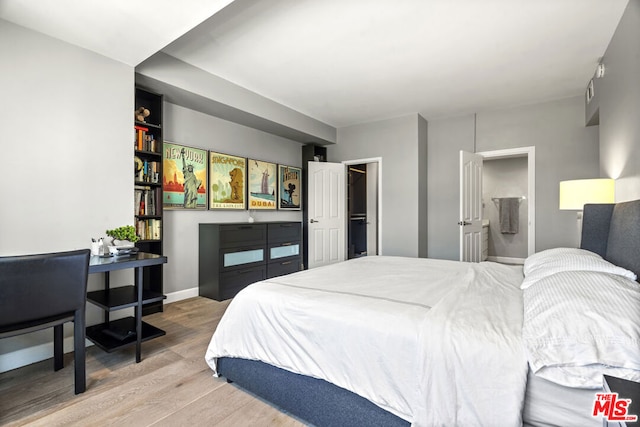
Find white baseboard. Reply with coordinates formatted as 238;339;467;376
0;286;200;374
487;256;525;265
164;286;199;304
0;339;70;374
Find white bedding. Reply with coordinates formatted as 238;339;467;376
523;269;640;388
523;367;602;427
205;256;528;426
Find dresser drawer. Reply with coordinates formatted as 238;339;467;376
219;224;267;248
219;265;266;300
267;222;301;243
220;245;266;270
268;241;300;262
267;258;301;279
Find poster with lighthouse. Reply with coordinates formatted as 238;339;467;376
248;159;276;210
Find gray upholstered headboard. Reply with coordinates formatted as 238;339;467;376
581;199;640;280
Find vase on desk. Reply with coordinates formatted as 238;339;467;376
107;239;136;256
90;241;102;256
112;239;134;247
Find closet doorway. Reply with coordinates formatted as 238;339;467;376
343;158;382;259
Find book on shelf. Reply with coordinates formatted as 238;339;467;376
135;218;161;241
134;125;158;153
152;219;161;240
135;185;158;216
134;189;143;215
147;134;157;153
147;190;155;216
135;161;160;183
134;125;148;151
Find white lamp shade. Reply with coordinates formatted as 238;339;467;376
559;178;615;210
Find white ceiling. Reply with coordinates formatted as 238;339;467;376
0;0;235;66
1;0;629;128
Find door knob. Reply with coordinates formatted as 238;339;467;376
310;219;320;223
458;221;471;226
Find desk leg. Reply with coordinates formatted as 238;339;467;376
135;266;143;363
104;271;110;325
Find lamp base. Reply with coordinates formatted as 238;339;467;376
576;211;583;247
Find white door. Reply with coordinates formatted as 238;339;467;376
459;151;483;262
308;161;346;268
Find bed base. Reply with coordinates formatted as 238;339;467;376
217;357;410;427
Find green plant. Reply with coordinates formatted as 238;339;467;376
106;225;139;243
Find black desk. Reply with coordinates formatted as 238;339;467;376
87;252;167;362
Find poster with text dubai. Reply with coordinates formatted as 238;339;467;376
248;159;277;210
209;152;247;209
162;142;207;209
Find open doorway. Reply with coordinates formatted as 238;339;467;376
477;147;535;263
343;158;382;259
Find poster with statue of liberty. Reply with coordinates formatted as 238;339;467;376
162;142;207;209
209;152;247;209
248;159;277;210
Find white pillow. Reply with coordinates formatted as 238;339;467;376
523;247;601;276
523;270;640;388
521;247;636;289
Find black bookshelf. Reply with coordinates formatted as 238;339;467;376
134;87;165;314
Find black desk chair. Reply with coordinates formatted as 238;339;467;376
0;249;91;394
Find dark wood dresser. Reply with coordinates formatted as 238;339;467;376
198;222;302;301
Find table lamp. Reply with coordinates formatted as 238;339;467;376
559;178;615;237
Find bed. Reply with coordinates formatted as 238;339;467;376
205;200;640;426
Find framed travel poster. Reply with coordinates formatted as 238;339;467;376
209;151;247;210
278;165;301;210
162;142;207;209
248;159;277;210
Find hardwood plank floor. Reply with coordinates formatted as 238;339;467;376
0;297;306;427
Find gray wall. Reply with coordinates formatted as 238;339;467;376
417;116;428;257
483;157;528;259
428;96;600;260
331;114;427;257
0;20;134;369
477;96;600;251
598;0;640;201
427;115;475;260
136;53;336;144
162;103;302;295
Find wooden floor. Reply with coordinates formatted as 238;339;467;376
0;297;306;427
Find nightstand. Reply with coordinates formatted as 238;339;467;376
601;375;640;427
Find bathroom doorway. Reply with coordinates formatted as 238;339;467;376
477;147;535;263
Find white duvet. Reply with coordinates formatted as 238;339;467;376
205;256;528;426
